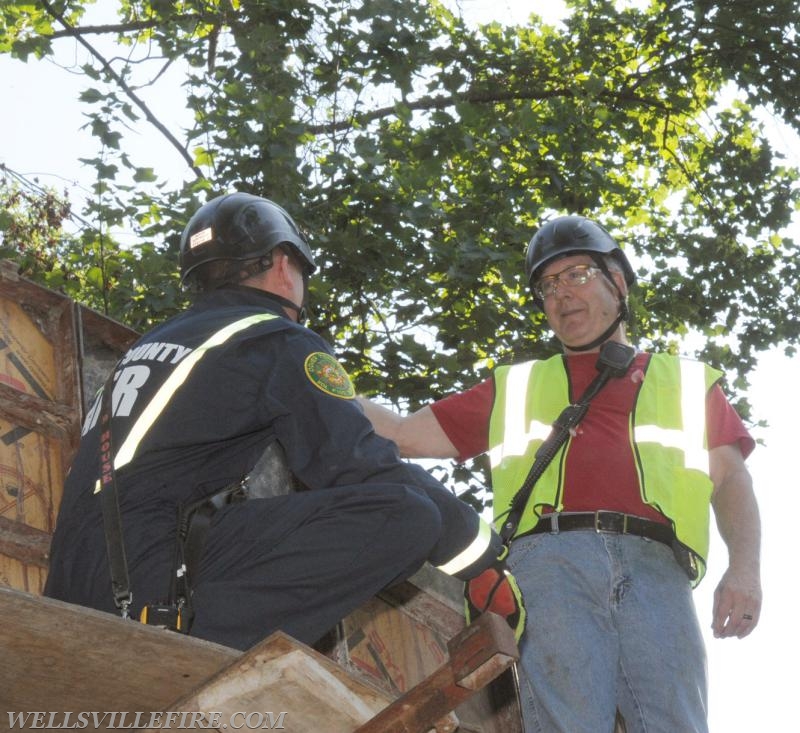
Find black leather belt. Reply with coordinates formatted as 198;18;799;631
529;511;674;547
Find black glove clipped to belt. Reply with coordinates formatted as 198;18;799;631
464;546;527;642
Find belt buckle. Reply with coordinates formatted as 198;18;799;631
594;511;627;534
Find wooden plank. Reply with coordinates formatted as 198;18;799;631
0;383;73;436
0;412;66;534
144;615;516;733
354;612;519;733
0;587;239;729
342;594;450;697
0;515;50;566
1;271;76;545
378;563;464;639
78;304;139;358
76;304;139;416
0;587;518;733
142;633;394;733
0;553;47;595
0;283;59;402
347;572;523;733
51;296;81;441
0;265;138;593
0;261;69;312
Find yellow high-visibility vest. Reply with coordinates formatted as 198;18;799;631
489;353;722;584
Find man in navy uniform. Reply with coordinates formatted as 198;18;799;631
45;192;511;650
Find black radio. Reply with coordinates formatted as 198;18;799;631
139;603;191;633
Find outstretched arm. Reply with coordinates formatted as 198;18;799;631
354;397;502;581
356;398;458;459
709;443;762;639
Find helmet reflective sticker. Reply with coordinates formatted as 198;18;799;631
304;352;355;399
189;227;213;249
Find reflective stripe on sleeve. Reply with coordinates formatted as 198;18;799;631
435;517;493;576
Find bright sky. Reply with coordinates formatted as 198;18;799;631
1;2;798;730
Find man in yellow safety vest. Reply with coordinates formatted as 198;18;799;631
359;215;761;733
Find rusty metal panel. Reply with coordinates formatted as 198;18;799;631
0;261;138;594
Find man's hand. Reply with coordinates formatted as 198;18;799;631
464;550;526;642
709;444;761;640
712;564;762;638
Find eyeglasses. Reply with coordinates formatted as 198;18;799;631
533;264;600;300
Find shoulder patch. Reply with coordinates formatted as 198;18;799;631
304;352;355;399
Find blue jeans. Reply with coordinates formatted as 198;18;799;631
508;531;708;733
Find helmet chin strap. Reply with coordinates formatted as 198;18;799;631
563;307;625;352
260;291;307;323
235;253;311;324
561;256;628;352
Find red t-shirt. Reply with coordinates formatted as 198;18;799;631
430;352;754;523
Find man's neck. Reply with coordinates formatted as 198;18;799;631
562;332;629;355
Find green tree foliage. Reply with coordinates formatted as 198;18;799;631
0;172;73;286
0;169;185;329
2;0;798;498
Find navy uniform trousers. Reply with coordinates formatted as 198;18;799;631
188;482;442;650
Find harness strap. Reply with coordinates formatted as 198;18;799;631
98;373;133;617
179;483;248;594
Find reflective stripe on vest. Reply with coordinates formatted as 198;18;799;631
435;517;493;576
488;353;722;584
489;357;570;536
99;313;279;486
631;355;721;584
634;359;707;473
487;360;551;467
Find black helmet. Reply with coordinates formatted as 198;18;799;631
525;215;635;302
180;192;316;289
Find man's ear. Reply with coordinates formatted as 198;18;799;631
610;268;628;298
274;249;293;284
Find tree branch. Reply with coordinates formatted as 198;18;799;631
40;1;205;180
46;14;200;39
305;85;673;136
